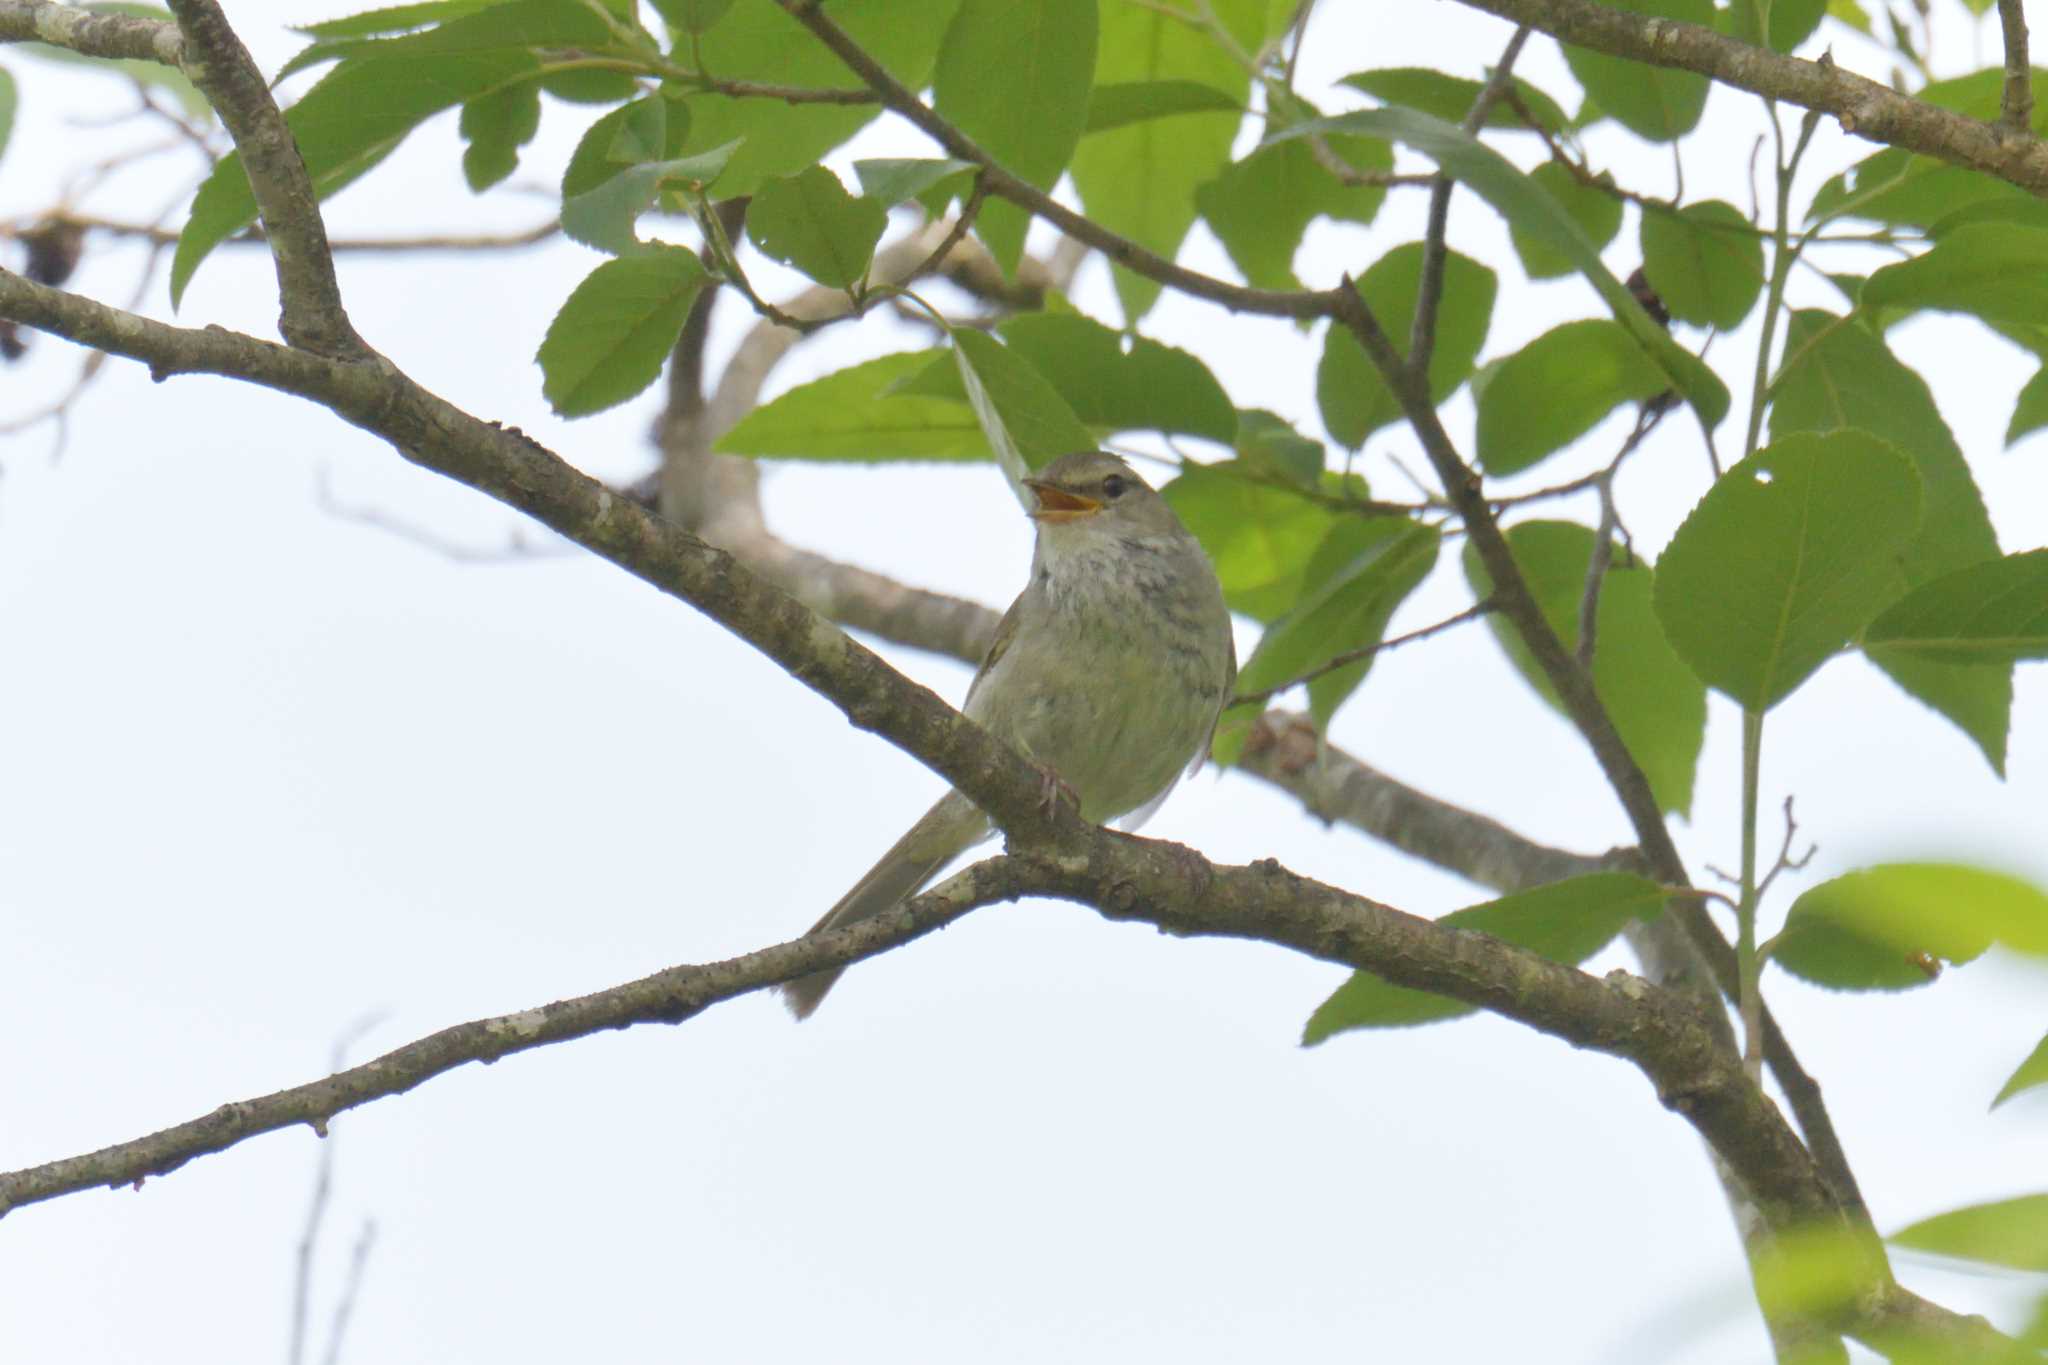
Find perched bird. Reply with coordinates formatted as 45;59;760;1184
782;450;1237;1018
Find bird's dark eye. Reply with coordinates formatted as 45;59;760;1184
1101;474;1130;500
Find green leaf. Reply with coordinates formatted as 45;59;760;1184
457;77;541;191
1474;319;1667;475
672;0;952;199
1560;0;1712;141
1072;0;1257;320
1639;200;1765;329
1196;107;1391;293
1861;224;2048;329
1085;78;1241;132
1271;107;1731;430
2009;365;2048;447
279;0;623;78
1304;873;1667;1041
1773;863;2048;990
1892;1195;2048;1272
562;95;686;199
1770;309;2011;771
0;66;15;168
1316;243;1496;448
852;156;974;207
934;0;1096;274
1463;522;1706;815
714;350;990;461
1863;551;2048;665
1725;0;1827;51
1234;519;1441;729
295;0;502;40
1653;431;1922;711
1510;163;1623;280
1810;71;2048;228
173;50;535;303
746;165;886;289
1338;67;1572;132
1234;410;1325;486
561;142;739;255
15;3;209;118
951;328;1096;479
1994;1033;2048;1110
995;314;1235;443
536;246;708;417
1161;461;1344;621
652;0;737;34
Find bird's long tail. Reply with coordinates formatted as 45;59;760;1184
781;791;989;1019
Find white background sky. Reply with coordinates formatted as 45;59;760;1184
4;3;2047;1361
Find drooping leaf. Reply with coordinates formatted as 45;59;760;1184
934;0;1097;274
1161;461;1344;621
536;246;708;417
1072;0;1261;319
1510;163;1623;280
1270;107;1730;429
951;328;1096;484
1863;551;2048;665
1861;223;2048;330
1770;309;2011;771
996;314;1236;442
1892;1195;2048;1272
173;50;536;303
1463;522;1706;815
1474;319;1668;475
560;141;739;254
1304;873;1668;1040
852;157;974;207
457;77;541;191
671;0;953;199
1639;200;1765;329
1317;243;1496;448
562;94;689;199
1233;519;1441;731
1653;431;1922;711
1561;0;1712;141
1085;78;1241;132
746;166;887;289
1773;863;2048;990
1994;1033;2048;1110
1338;67;1572;133
714;350;989;461
1197;105;1391;293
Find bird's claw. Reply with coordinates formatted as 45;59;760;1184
1036;764;1080;819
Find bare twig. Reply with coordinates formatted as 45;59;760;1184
319;1221;376;1365
289;1015;385;1365
1229;600;1495;709
314;465;578;563
7;213;562;254
1755;795;1817;901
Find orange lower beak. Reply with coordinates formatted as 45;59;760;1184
1025;480;1102;523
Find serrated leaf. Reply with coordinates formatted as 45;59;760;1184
1197;106;1391;293
1861;223;2048;329
1161;461;1343;621
1892;1195;2048;1272
1072;0;1256;319
1463;522;1705;815
853;156;974;206
934;0;1096;274
746;165;886;289
1474;319;1667;475
457;77;541;191
173;50;535;303
671;0;952;199
561;141;738;254
1653;431;1922;711
1510;163;1623;280
1863;551;2048;665
1317;243;1496;448
1271;107;1731;429
996;314;1235;443
1561;0;1712;141
1085;78;1241;132
1234;519;1440;730
1304;873;1667;1040
1640;200;1765;329
1770;309;2011;770
1773;863;2048;990
1994;1033;2048;1110
714;350;990;461
1339;67;1572;132
536;246;707;417
952;328;1096;485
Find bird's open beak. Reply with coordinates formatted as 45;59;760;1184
1024;479;1102;523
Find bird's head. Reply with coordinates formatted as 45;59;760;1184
1022;451;1182;540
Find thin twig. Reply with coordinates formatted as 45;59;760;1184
1755;795;1817;901
314;465;578;563
289;1014;385;1365
1998;0;2034;134
1229;600;1496;708
319;1220;376;1365
7;213;562;253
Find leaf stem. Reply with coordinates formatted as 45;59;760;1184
1738;706;1765;1080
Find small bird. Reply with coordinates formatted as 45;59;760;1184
782;450;1237;1018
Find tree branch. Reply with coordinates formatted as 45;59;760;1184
1453;0;2048;193
1999;0;2034;135
0;0;183;63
